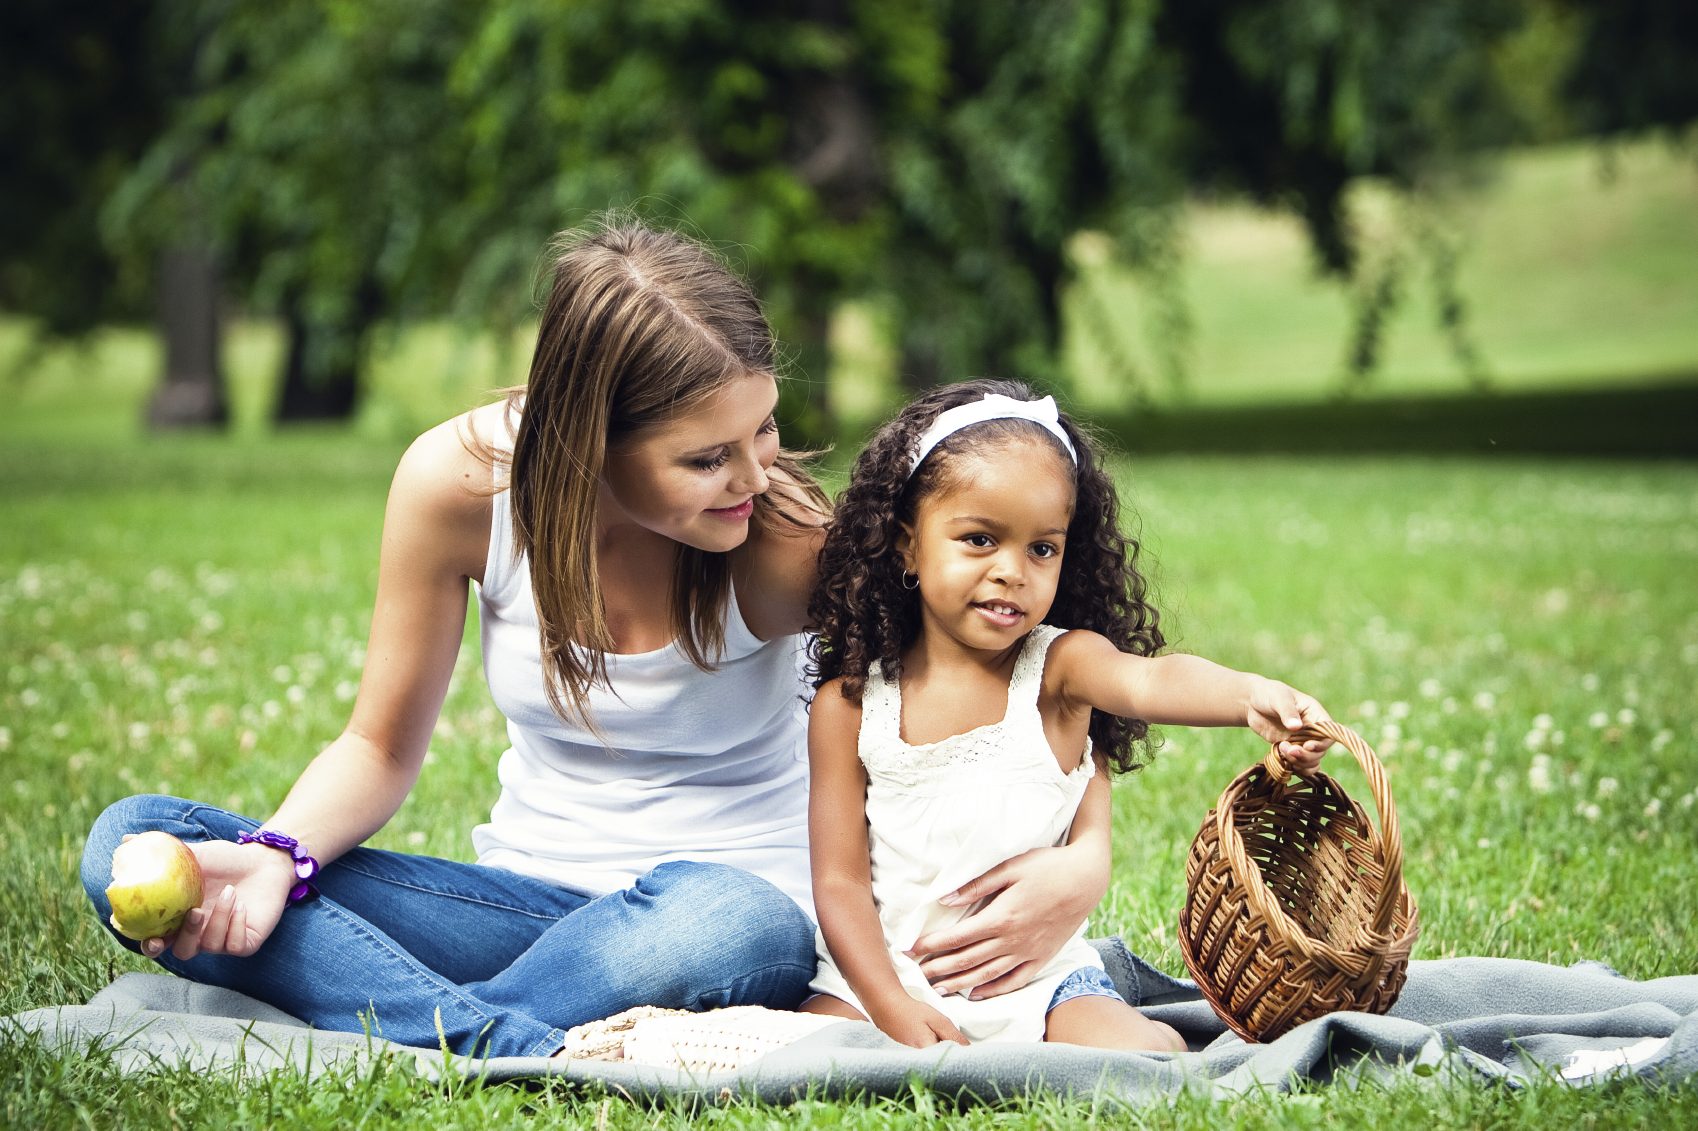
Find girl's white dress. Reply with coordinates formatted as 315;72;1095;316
808;624;1109;1042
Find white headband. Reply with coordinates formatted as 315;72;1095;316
908;393;1077;478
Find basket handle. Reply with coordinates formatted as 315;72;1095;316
1258;719;1406;939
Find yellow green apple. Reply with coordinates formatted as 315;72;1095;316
106;831;205;941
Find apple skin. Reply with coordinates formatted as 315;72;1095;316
106;831;205;941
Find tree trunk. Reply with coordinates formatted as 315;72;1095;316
275;279;380;422
146;247;228;429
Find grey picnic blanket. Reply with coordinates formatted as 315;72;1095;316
8;938;1696;1104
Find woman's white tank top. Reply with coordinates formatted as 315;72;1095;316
470;479;814;915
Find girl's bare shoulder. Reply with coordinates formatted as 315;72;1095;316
1041;628;1124;693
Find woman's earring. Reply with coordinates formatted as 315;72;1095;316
901;570;919;591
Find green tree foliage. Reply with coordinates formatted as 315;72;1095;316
9;0;1696;425
0;0;176;336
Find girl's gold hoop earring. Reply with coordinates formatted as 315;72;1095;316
901;571;919;591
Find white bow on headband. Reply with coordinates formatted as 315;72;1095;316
908;393;1078;478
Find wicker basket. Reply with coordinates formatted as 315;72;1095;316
1177;720;1419;1042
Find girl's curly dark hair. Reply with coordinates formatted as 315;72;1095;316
808;378;1165;773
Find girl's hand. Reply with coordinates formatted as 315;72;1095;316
869;996;969;1048
1246;679;1333;772
906;843;1104;1000
132;838;298;962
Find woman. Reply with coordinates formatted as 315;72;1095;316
80;222;1101;1058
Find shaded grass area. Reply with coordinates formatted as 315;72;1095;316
1104;376;1698;458
3;427;1696;1124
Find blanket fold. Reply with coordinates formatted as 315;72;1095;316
6;938;1693;1104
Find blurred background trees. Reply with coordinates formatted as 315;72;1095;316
2;0;1694;440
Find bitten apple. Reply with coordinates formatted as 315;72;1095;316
106;831;205;941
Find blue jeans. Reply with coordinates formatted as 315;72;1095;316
81;795;817;1058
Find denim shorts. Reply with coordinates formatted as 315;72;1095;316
1047;964;1125;1011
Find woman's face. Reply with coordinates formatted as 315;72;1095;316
599;371;782;553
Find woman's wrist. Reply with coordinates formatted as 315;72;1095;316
236;829;321;902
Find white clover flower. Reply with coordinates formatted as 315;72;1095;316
1580;803;1601;822
1580;673;1600;692
1442;697;1459;714
1644;799;1662;818
1533;713;1555;731
1588;711;1610;728
335;680;358;702
19;688;40;709
1358;700;1380;718
1443;750;1465;774
1474;691;1497;711
1382;723;1403;744
407;831;428;847
1681;792;1696;811
1617;708;1637;726
1597;777;1619;797
1477;838;1492;849
1652;730;1673;752
1419;679;1443;699
272;664;294;684
1528;755;1554;793
1523;730;1545;751
127;721;150;743
262;699;283;720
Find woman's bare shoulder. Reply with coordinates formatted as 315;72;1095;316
387;407;506;580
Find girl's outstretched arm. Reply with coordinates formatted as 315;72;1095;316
808;681;967;1047
1048;631;1334;770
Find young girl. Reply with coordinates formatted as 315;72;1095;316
801;378;1334;1050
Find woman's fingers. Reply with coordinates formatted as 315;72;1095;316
962;959;1039;1000
929;952;1018;998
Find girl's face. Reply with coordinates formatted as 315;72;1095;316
898;438;1075;657
599;371;781;553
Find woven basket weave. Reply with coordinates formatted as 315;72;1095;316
1177;720;1419;1042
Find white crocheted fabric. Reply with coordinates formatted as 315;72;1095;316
808;625;1107;1043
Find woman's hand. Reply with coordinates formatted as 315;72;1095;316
905;842;1105;1000
135;838;298;962
868;995;969;1048
1246;679;1334;772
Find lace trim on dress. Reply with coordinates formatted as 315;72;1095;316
857;626;1093;783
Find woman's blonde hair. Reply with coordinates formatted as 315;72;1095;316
495;221;824;725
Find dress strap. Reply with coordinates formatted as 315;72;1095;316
1007;625;1066;711
857;660;903;751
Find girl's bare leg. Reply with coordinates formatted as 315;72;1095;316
1044;995;1187;1052
798;992;868;1021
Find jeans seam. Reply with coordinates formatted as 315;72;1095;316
314;899;508;1048
329;860;568;922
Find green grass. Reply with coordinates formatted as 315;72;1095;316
3;412;1696;1124
3;132;1695;1125
1067;135;1698;408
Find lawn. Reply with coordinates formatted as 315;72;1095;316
2;130;1695;1125
3;416;1695;1125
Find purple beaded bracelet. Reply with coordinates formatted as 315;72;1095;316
236;829;321;903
